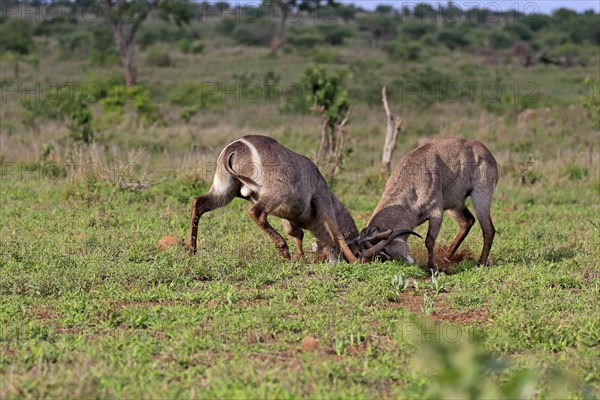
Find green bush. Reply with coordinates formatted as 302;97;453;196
33;15;77;36
145;48;172;67
168;81;224;109
0;19;34;55
189;41;205;54
231;21;274;46
89;24;119;65
579;77;600;128
287;31;323;48
177;38;192;53
489;31;514;50
563;162;589;181
136;20;195;50
503;23;533;41
437;28;470;49
300;65;350;128
177;38;204;54
357;14;398;41
401;21;437;40
58;30;92;57
315;25;355;46
383;42;421;61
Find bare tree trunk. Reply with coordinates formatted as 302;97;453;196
121;43;136;87
381;86;403;175
99;0;142;87
271;1;288;53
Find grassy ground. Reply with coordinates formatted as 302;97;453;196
1;33;599;398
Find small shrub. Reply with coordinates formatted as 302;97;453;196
189;41;205;54
489;31;515;49
503;23;533;41
401;21;437;40
145;48;172;67
177;38;192;53
287;32;323;48
58;30;92;57
437;28;471;49
33;15;77;36
0;19;34;55
315;25;355;46
383;42;421;61
579;77;600;128
563;162;589;181
231;21;274;46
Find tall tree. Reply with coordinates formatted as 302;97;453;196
268;0;337;52
98;0;191;86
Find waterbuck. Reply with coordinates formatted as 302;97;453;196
187;135;359;262
349;137;499;270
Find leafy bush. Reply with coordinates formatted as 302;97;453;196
33;15;77;36
0;19;34;55
503;23;533;41
579;77;600;128
231;21;274;46
20;87;94;143
401;20;437;40
99;84;160;125
58;30;92;57
177;38;192;53
300;65;350;128
145;48;172;67
89;24;119;65
136;20;195;50
383;42;421;61
177;39;205;54
563;162;589;181
315;25;355;46
357;14;398;41
489;31;514;50
287;31;323;48
437;28;470;49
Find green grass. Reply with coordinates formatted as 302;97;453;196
1;166;598;398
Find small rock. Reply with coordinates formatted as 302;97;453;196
301;336;319;352
156;236;179;251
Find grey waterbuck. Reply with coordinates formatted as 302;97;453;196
349;137;499;269
187;135;359;262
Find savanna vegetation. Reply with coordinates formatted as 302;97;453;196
1;1;599;398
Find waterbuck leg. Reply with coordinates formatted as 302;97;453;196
425;211;443;270
283;220;304;261
446;206;476;258
188;194;230;254
249;206;291;260
471;191;496;266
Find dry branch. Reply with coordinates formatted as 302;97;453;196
381;86;403;175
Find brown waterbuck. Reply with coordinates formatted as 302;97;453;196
348;137;499;270
187;135;361;262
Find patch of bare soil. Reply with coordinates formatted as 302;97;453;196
390;291;488;325
31;306;59;321
410;244;476;273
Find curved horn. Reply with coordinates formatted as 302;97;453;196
372;229;393;241
358;229;423;262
